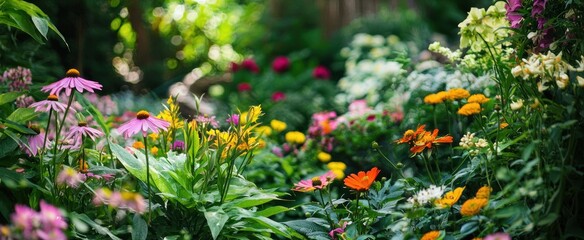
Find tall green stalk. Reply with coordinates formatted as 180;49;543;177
143;135;152;223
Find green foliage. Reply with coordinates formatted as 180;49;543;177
0;0;67;46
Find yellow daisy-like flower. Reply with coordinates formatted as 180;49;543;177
421;230;441;240
424;93;444;105
327;161;347;171
285;131;306;144
331;169;344;180
254;126;273;136
467;94;490;104
460;198;488;216
150;146;159;156
458;102;482;116
270;119;287;132
435;187;465;208
317;151;332;162
447;88;470;100
475;186;492;199
132;141;145;149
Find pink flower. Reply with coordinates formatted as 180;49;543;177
272;56;290;73
172;140;185;151
271;146;283;157
22;130;45;157
241;59;260;73
226;114;240;125
312;66;331;80
348;100;371;117
531;0;548;17
11;204;38;236
29;94;71;113
117;110;170;138
39;200;67;231
16;95;35;108
56;167;85;188
229;62;240;72
66;122;103;141
484;232;511;240
505;0;523;28
41;68;102;96
237;82;252;92
292;171;336;192
271;91;286;102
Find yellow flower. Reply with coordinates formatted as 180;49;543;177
447;88;470;100
257;139;266;149
327;161;347;171
331;169;344;180
458;102;482;116
467;94;490;104
424;93;444;105
132;141;145;149
270;119;287;132
150;146;159;156
285;131;306;144
78;159;89;173
475;186;492;199
499;122;509;129
460;198;488;216
149;132;159;141
421;230;441;240
241;105;262;124
435;187;465;208
317;151;332;163
255;126;273;136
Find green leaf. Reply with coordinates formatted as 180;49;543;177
71;212;122;240
537;213;558;226
0;138;19;159
7;108;38;123
204;208;229;240
110;143;147;181
256;206;290;218
0;92;22;106
8;10;44;43
2;119;36;135
31;16;48;39
131;214;148;240
75;92;110;136
459;221;478;236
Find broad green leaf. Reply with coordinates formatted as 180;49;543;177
3;119;36;135
7;108;38;123
110;142;147;181
204;208;229;240
8;10;43;43
245;216;292;238
31;16;48;39
0;92;22;106
0;138;19;159
460;221;478;236
132;214;148;240
71;213;122;240
256;206;290;218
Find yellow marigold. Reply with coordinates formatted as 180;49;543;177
467;94;490;104
257;139;266;149
499;122;509;129
317;151;332;163
421;230;441;240
132;141;145;149
424;93;444;105
435;187;465;208
255;126;273;136
448;88;470;100
475;186;492;199
270;119;287;132
460;198;488;216
285;131;306;144
436;91;449;101
327;161;347;171
150;146;159;156
331;169;344;180
458;102;482;116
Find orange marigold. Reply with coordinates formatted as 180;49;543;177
467;94;490;104
421;230;441;240
343;167;380;191
460;198;488;216
424;93;444;105
475;186;492;199
458;102;482;116
447;88;470;100
435;187;465;208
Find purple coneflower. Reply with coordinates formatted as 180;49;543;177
29;94;71;113
56;167;85;188
22;125;45;157
66;121;103;141
117;110;170;138
292;171;336;192
41;68;102;96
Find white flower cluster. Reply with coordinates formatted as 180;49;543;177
460;132;489;156
336;33;415;106
512;52;584;91
407;185;445;206
458;1;510;53
397;66;494;98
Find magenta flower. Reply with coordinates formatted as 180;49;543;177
39;200;67;231
117;110;170;138
11;204;39;238
292;171;336;192
272;56;290;73
229;62;240;72
10;201;66;240
226;114;240;125
484;232;511;240
16;95;35;108
195;114;219;128
312;66;331;79
66;122;104;141
237;82;252;92
505;0;523;28
22;130;45;157
329;222;348;240
172;140;185;151
271;146;283;157
271;91;286;102
29;94;71;113
241;58;260;73
42;68;102;96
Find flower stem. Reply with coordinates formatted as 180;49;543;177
374;148;406;179
421;155;436;184
39;108;53;184
51;94;75;197
143;135;152;223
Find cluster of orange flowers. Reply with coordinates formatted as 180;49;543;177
396;125;453;156
458;93;490;116
423;89;490;116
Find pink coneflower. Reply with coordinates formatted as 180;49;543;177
292;171;336;192
39;200;67;231
195;114;219;128
241;58;260;73
271;91;286;102
237;82;252;92
117;110;170;138
484;232;511;240
329;222;348;240
66;121;104;141
29;94;71;113
42;68;102;96
272;56;290;73
56;167;85;188
22;127;45;157
312;65;331;80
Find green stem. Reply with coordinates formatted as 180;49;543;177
51;94;75;196
39;108;53;183
143;135;152;223
374;148;406;179
421;155;436;184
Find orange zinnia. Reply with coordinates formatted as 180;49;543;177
344;167;380;191
409;128;453;155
